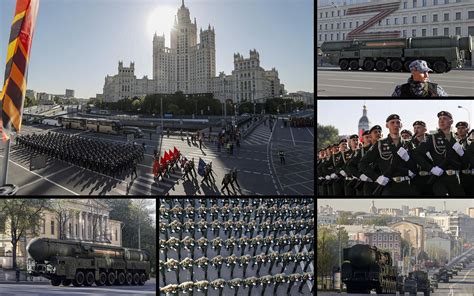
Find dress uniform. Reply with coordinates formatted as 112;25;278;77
243;276;258;296
413;111;466;195
259;274;274;295
160;283;179;294
331;139;348;195
345;130;370;196
341;135;359;196
211;255;224;278
228;278;242;296
194;257;209;280
180;258;194;280
411;120;434;195
196;237;209;258
359;115;418;195
209;278;226;296
455;121;472;195
239;255;252;278
358;126;383;196
194;280;209;293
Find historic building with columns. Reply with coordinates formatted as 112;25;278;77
0;199;122;269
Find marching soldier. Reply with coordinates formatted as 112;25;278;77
267;252;280;273
194;280;209;295
254;253;267;277
194;257;209;281
182;236;195;259
227;278;242;296
341;135;359;195
164;258;180;284
345;130;370;196
160;284;179;294
211;238;223;256
229;168;241;191
359;115;418;195
239;255;252;278
260;275;274;295
299;272;315;294
225;237;237;255
243;276;258;296
180;258;194;281
411;120;434;196
226;254;238;278
287;273;303;294
331;139;348;195
456;121;472;195
279;149;286;164
196;237;209;258
273;273;287;294
413;111;466;195
209;278;226;296
210;255;224;278
221;173;232;195
159;260;166;286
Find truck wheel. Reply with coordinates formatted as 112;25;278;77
133;273;140;285
51;278;61;286
363;60;375;71
126;272;133;285
106;272;116;286
73;271;85;287
139;273;147;285
375;60;387;71
403;60;412;72
84;271;95;286
61;279;72;286
96;272;107;286
433;61;447;73
390;60;403;72
339;60;349;70
117;272;126;285
349;60;359;70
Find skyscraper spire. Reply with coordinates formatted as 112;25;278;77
182;0;185;8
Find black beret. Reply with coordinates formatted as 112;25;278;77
437;111;452;119
413;120;426;127
349;134;359;139
333;144;339;148
369;125;382;133
386;114;400;122
362;130;370;136
339;138;347;144
456;121;468;128
401;129;413;136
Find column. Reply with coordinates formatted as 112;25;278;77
100;216;104;242
104;216;108;241
84;213;88;241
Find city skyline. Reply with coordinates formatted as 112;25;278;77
317;199;474;214
0;0;314;100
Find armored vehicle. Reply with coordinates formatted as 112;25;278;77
408;270;431;296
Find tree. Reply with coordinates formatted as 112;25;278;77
317;123;340;151
336;211;353;225
426;245;448;263
48;199;73;240
0;199;51;270
363;215;392;226
84;200;109;242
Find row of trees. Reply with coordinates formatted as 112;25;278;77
89;92;305;116
0;199;156;274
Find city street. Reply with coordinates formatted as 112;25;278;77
0;282;156;295
317;67;474;96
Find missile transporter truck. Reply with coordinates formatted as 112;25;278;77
27;238;151;287
406;270;432;296
341;244;398;294
320;35;473;73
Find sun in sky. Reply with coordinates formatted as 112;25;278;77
147;5;176;44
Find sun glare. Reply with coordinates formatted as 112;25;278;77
147;6;176;43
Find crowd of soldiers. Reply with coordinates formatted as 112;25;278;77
289;117;314;128
16;132;144;177
159;198;314;295
317;111;474;196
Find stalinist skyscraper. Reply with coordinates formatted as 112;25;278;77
153;0;216;94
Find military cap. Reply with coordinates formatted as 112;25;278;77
338;138;347;144
194;280;209;291
409;59;433;73
413;120;426;127
456;121;468;128
332;144;339;148
369;125;382;133
349;134;359;139
362;130;370;136
386;114;401;122
401;129;413;136
437;111;452;119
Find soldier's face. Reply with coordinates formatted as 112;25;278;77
370;130;382;142
339;143;347;151
412;70;429;82
438;116;452;130
401;133;410;140
387;120;401;135
362;134;371;144
457;126;468;137
349;138;358;148
413;125;426;136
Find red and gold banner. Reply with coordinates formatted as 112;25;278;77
1;0;40;141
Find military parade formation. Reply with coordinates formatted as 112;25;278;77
159;198;314;295
317;111;474;196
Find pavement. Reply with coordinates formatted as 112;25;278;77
0;282;156;295
317;67;474;96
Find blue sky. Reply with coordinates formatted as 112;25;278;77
317;100;474;136
0;0;314;99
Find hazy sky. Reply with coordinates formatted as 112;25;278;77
317;199;474;213
317;100;474;136
0;0;313;99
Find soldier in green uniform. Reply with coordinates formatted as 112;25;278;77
401;129;413;140
411;120;434;195
321;145;338;195
317;149;326;195
359;114;418;195
455;121;472;195
346;130;371;195
468;131;474;194
413;111;465;196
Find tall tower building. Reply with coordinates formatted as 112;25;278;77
358;105;370;136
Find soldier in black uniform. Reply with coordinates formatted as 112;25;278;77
359;115;418;195
341;135;359;196
468;131;474;194
332;139;348;195
345;130;370;196
358;125;383;195
413;111;466;195
401;129;413;140
410;120;434;195
455;121;472;195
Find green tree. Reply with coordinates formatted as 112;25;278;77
363;215;392;226
317;123;340;151
336;211;353;225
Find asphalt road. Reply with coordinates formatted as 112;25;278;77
0;282;156;295
317;67;474;96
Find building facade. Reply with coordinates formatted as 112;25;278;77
102;1;284;103
0;199;122;269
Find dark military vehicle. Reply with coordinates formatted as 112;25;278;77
407;270;431;296
321;35;473;73
341;244;398;294
437;267;449;283
27;238;151;287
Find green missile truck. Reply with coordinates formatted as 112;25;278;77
320;35;473;73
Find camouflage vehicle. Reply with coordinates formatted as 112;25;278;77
320;35;473;73
27;238;151;287
407;270;431;296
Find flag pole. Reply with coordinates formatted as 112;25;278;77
0;138;11;186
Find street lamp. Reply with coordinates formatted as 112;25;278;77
458;105;471;129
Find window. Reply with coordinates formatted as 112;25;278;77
325;12;328;18
374;235;377;241
75;224;78;237
403;17;408;24
412;29;417;36
403;30;407;37
434;0;438;5
433;14;438;22
403;1;408;9
319;34;322;41
320;24;322;30
422;28;427;36
469;11;474;19
444;27;449;35
422;0;427;6
343;32;345;39
330;33;333;40
344;9;346;15
51;220;55;235
413;0;417;8
338;10;340;16
456;27;461;35
444;13;449;21
445;0;449;3
343;22;346;29
337;33;339;40
331;23;334;29
386;19;390;25
394;18;398;24
349;22;352;28
422;15;427;23
389;235;393;241
412;16;417;23
433;27;438;36
115;228;118;241
337;23;340;29
320;12;322;18
456;12;461;20
390;243;393;248
41;219;45;234
332;11;334;17
356;21;359;27
384;235;387;241
325;34;327;41
379;20;382;26
325;24;328;30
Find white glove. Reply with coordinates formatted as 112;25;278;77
408;170;416;178
340;170;347;177
430;166;444;176
360;174;373;182
452;142;465;157
331;173;337;179
325;175;330;180
376;175;390;186
397;147;410;162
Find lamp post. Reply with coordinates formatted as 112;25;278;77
458;105;471;129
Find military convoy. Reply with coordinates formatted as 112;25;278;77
320;35;473;73
27;238;151;287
